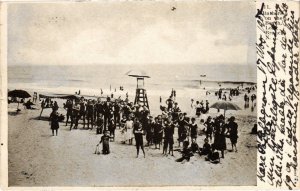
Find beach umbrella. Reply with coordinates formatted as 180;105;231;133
8;89;31;98
125;70;150;78
210;101;241;117
8;89;31;110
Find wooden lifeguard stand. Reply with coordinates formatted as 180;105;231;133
126;70;150;110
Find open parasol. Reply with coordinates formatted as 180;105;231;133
210;101;241;117
8;89;31;111
8;89;31;98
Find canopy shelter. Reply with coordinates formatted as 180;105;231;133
126;70;150;89
210;101;241;117
39;93;81;100
38;93;118;119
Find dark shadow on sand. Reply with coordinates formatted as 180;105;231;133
29;116;49;121
41;134;53;138
8;111;19;116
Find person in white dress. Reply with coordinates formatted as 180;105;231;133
125;116;134;145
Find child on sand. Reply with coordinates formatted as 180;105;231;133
97;131;111;154
120;115;127;143
49;110;60;136
125;116;134;144
108;118;116;142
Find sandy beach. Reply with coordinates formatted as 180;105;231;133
8;86;257;187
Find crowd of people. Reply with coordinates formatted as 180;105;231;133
47;88;245;163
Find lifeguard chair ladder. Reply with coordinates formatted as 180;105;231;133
127;72;150;111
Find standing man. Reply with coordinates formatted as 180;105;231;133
103;97;112;131
70;101;80;130
64;99;73;126
86;100;94;129
79;97;86;129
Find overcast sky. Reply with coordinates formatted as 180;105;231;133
8;1;256;66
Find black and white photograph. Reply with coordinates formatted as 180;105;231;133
6;1;258;187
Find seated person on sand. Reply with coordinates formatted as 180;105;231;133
190;139;201;154
175;140;193;163
205;144;220;163
24;99;35;109
199;138;211;156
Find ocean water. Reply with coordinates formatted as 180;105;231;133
8;64;256;93
8;64;256;115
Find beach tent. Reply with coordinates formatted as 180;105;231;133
39;93;81;100
38;93;117;119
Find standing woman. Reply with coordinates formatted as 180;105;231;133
133;118;145;158
227;116;238;152
213;115;226;158
50;109;60;136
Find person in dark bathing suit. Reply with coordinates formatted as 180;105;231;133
199;138;211;156
163;117;174;156
108;118;116;142
133;118;145;158
189;118;198;142
49;110;59;136
213;115;226;158
78;97;86;129
71;101;81;130
227;116;238;152
177;114;186;147
204;116;214;142
176;140;193;162
153;117;163;149
64;99;73;126
86;100;94;129
98;131;111;154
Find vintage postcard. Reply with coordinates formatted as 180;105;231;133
0;0;299;190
